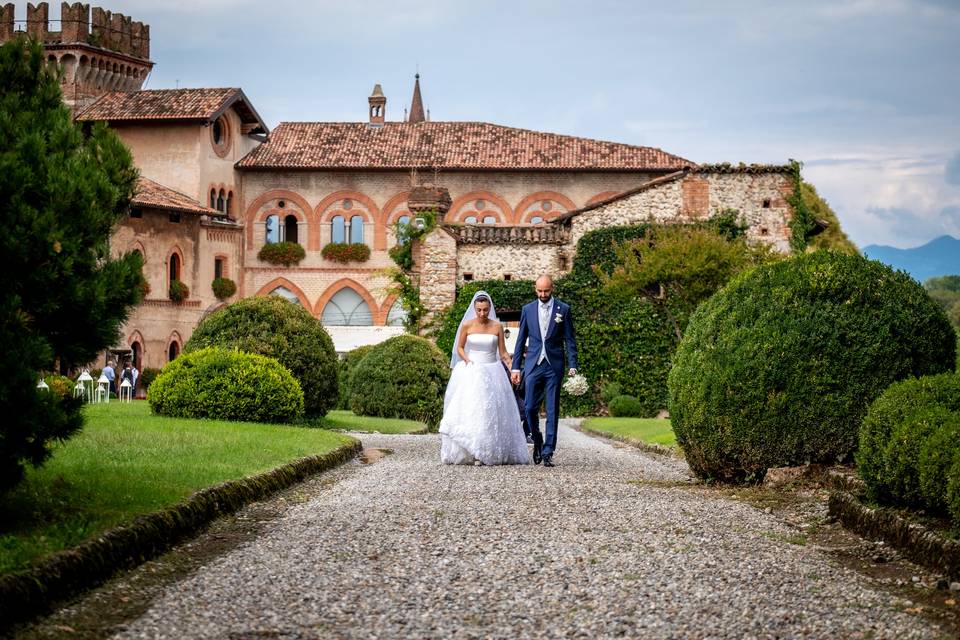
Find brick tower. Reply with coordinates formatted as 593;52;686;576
0;2;153;114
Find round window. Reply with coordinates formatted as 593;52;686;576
211;116;231;157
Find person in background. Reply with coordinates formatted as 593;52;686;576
103;360;116;395
131;363;140;396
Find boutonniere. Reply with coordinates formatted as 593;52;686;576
554;313;563;324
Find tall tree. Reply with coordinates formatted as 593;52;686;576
0;37;144;492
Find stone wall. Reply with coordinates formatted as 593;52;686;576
455;242;562;284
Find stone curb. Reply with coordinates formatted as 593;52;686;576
577;423;683;459
828;490;960;580
0;438;363;631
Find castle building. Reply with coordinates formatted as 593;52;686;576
2;3;798;372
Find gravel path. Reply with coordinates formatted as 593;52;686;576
110;421;941;639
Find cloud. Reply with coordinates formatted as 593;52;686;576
863;205;960;246
946;151;960;186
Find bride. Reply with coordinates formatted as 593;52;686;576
439;291;531;465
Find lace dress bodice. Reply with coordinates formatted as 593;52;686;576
464;333;499;364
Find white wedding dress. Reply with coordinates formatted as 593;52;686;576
439;334;531;465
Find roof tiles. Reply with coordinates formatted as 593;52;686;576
78;88;240;122
132;177;220;215
236;121;693;171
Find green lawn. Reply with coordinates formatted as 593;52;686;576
316;410;427;434
582;417;677;447
0;402;354;575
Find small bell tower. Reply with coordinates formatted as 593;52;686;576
368;84;386;127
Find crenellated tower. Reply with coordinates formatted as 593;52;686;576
0;2;153;114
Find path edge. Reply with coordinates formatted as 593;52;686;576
0;438;363;631
828;490;960;580
577;422;682;459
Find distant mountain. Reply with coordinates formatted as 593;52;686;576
862;235;960;283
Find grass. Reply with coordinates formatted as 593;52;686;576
582;417;677;447
313;410;427;434
0;401;354;575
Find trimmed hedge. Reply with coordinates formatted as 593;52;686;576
668;251;956;482
857;373;960;513
608;395;643;417
148;347;304;423
258;241;305;266
349;335;449;429
185;296;338;417
337;344;375;409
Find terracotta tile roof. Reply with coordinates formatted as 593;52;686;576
236;122;693;171
132;177;221;216
77;88;268;133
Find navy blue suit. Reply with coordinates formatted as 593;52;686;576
511;298;579;459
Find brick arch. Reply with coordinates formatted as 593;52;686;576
167;244;186;290
127;329;146;350
128;239;146;261
315;191;381;250
513;191;578;224
448;190;513;224
254;277;312;309
244;189;313;250
380;293;401;325
586;191;621;206
167;330;184;362
314;278;382;324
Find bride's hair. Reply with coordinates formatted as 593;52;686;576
474;294;491;306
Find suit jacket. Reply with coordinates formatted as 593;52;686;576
511;298;578;376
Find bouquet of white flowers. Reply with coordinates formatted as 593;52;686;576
563;373;589;397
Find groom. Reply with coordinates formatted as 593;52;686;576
511;274;579;467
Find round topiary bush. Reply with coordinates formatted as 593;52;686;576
185;296;338;417
338;344;375;409
211;277;237;300
349;335;449;429
668;251;956;482
148;347;304;423
608;394;643;417
918;413;960;512
857;372;960;508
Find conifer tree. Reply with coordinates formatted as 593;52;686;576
0;37;144;492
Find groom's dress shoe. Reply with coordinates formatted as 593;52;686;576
543;456;554;467
533;444;542;465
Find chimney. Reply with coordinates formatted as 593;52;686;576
368;83;386;127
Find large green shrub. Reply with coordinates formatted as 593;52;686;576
918;414;960;513
148;347;303;423
608;395;643;417
186;296;338;417
669;251;956;482
349;335;449;429
338;344;375;409
857;373;960;507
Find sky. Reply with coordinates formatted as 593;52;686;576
20;0;960;248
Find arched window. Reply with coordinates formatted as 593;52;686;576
530;216;544;225
226;191;233;216
482;216;496;225
396;215;412;245
464;216;478;225
217;189;225;213
131;341;142;370
321;288;373;326
210;189;217;209
265;214;280;244
168;341;179;362
169;253;181;282
349;215;364;245
284;215;299;244
331;215;345;243
269;286;301;306
385;299;408;327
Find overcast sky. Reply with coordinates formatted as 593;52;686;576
23;0;960;248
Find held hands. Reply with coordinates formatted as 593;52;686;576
511;371;521;385
568;368;577;377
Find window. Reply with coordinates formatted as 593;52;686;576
464;216;478;225
331;215;345;243
168;341;179;362
284;215;299;244
169;253;181;282
349;215;364;244
213;119;224;145
270;286;301;306
168;212;181;223
131;341;141;370
321;288;373;326
211;115;230;157
130;208;142;218
265;214;280;244
530;216;544;225
396;215;412;245
463;273;474;282
482;216;496;225
214;257;224;279
762;198;771;209
210;189;217;209
504;274;512;281
217;189;225;213
226;191;233;215
385;299;408;327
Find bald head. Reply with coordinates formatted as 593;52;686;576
535;274;554;303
